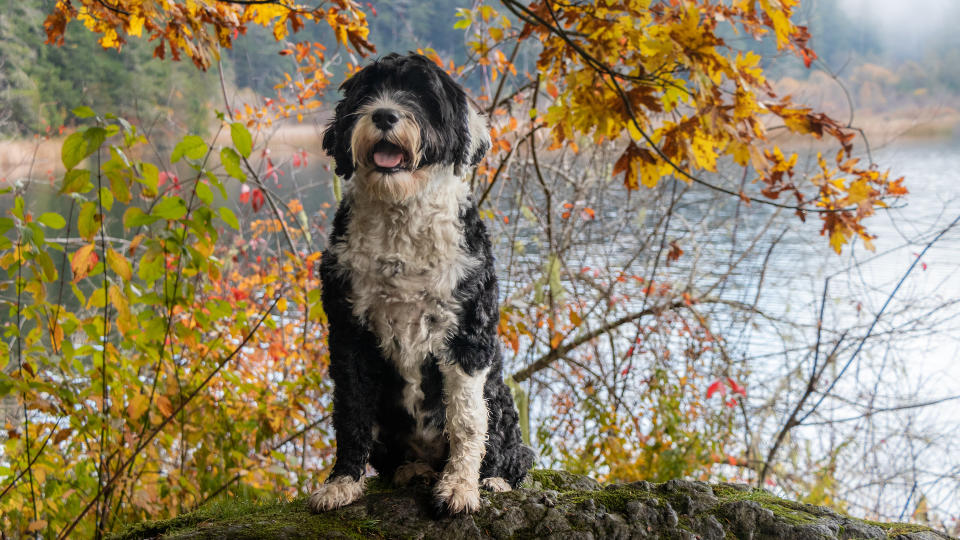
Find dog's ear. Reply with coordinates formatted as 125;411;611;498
322;74;364;179
321;118;355;180
431;66;473;174
466;104;490;168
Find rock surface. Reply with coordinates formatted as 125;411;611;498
113;470;954;540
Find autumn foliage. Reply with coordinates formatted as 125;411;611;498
1;0;916;537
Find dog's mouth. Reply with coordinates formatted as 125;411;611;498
371;141;410;173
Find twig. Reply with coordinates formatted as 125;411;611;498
797;211;960;426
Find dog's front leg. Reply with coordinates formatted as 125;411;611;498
434;363;489;514
308;355;379;512
310;252;383;513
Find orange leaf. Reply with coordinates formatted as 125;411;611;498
157;396;173;418
71;243;98;282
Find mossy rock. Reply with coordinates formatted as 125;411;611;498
112;470;954;540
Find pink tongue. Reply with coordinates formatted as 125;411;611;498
374;151;403;168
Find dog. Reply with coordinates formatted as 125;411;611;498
308;53;535;515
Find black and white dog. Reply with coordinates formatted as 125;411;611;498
309;53;535;515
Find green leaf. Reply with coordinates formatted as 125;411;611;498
37;250;57;282
61;168;92;194
546;254;563;300
38;213;66;229
84;126;107;156
207;171;228;199
138;162;159;193
110;172;131;204
61;127;107;169
0;217;13;235
72;106;96;118
99;187;114;212
138;251;164;285
77;201;99;241
220;147;245;181
61;132;87;170
123;207;158;228
87;286;107;309
196;181;214;205
0;375;13;398
171;135;208;163
218;207;240;230
230;122;253;158
71;282;86;306
333;175;342;203
152;196;188;220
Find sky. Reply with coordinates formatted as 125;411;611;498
839;0;954;42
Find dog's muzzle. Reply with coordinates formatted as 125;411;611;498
372;140;409;173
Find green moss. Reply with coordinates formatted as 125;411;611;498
527;469;573;491
863;519;938;537
562;486;650;514
110;495;387;540
711;485;819;526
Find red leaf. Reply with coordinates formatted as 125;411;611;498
706;379;726;399
727;377;747;397
251;189;265;212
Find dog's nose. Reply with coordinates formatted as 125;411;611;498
372;109;400;131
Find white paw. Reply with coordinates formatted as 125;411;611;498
434;475;481;514
308;475;365;512
480;477;512;492
393;461;438;486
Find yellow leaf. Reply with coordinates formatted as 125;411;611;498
127;394;149;421
829;229;846;254
100;28;119;48
277;297;288;312
127;15;145;37
106;248;133;281
845;179;871;205
690;133;719;171
109;284;135;335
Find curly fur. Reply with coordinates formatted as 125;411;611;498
313;53;533;515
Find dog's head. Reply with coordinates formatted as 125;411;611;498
322;53;490;202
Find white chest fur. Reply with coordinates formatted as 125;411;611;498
331;169;478;435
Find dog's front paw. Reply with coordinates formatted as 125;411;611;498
308;475;365;512
433;475;481;514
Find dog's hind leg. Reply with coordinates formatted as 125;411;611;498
393;461;438;486
480;477;512;492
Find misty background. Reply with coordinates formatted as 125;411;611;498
1;0;958;139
